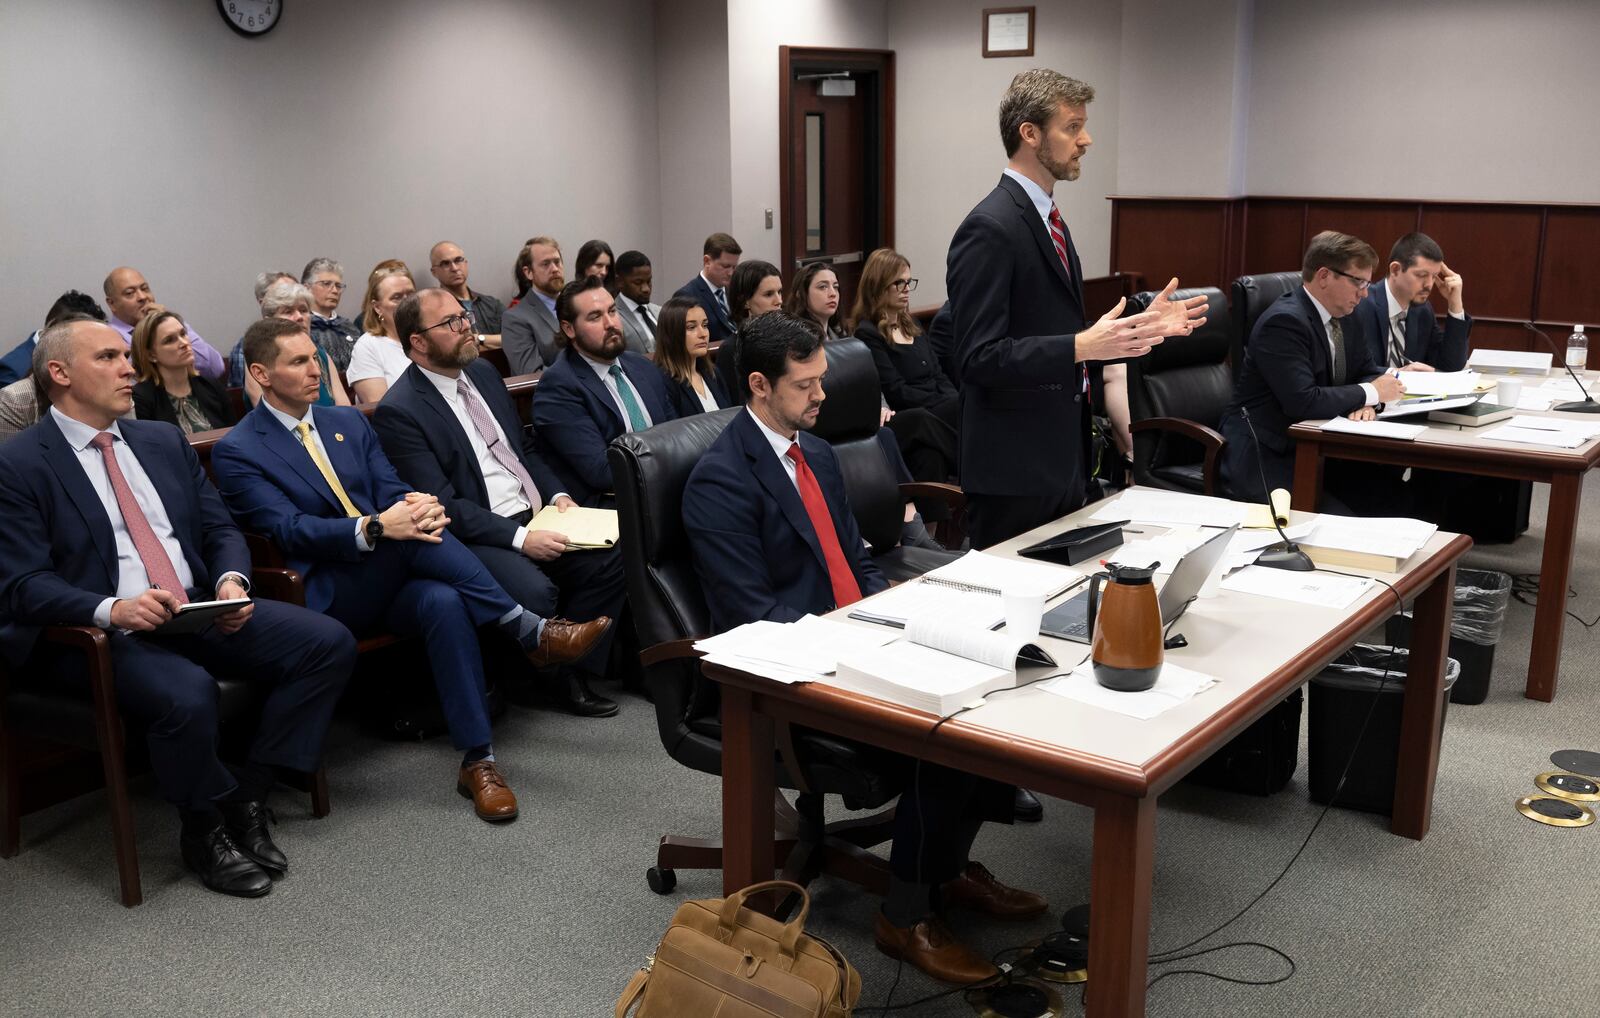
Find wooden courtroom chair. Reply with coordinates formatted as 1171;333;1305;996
1229;271;1301;381
607;409;902;899
1123;286;1233;495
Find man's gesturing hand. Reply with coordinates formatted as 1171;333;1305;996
1075;277;1207;363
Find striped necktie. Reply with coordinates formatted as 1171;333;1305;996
1047;205;1074;282
1389;311;1409;368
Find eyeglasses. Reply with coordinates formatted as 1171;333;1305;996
433;256;468;270
889;278;919;292
420;312;474;335
1328;267;1372;291
310;279;346;291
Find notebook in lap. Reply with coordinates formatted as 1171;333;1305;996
1040;524;1238;644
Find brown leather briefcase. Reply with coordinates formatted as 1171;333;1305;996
616;880;860;1018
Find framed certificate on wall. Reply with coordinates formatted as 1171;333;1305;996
983;7;1035;58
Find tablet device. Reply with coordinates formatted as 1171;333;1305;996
154;597;252;635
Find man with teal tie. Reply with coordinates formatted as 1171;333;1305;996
529;276;679;506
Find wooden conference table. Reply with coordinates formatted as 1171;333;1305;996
703;491;1469;1018
1290;398;1600;702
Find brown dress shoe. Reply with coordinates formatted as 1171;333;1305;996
942;861;1048;919
525;616;613;668
873;912;999;985
456;760;519;822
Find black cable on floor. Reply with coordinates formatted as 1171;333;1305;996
1510;572;1598;629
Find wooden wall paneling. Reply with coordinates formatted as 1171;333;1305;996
1420;205;1544;322
1111;200;1231;290
1302;201;1421;270
1536;208;1600;327
1240;200;1305;277
1463;318;1535;353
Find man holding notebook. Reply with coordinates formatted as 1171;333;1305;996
372;288;628;718
683;312;1045;986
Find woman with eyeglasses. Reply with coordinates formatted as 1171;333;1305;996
348;260;417;403
653;296;730;416
131;307;237;433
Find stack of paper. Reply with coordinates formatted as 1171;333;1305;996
1397;370;1485;397
1299;517;1435;571
831;641;1017;715
1467;349;1553;376
1090;489;1249;528
1040;661;1220;720
848;582;1006;629
1484;415;1600;449
1221;565;1373;608
695;615;899;684
1319;416;1426;440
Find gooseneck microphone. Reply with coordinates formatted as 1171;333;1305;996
1240;406;1314;571
1524;321;1600;413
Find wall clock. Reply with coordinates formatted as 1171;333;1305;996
217;0;281;37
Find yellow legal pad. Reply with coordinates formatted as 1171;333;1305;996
529;505;620;549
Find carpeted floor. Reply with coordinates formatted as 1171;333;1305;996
4;475;1598;1017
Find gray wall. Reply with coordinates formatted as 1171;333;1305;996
655;0;733;290
0;0;662;345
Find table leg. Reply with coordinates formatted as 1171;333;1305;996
721;686;776;896
1087;794;1155;1018
1526;471;1582;702
1391;564;1453;840
1290;441;1324;512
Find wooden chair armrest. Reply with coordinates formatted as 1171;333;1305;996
1130;418;1226;496
639;637;705;669
42;624;122;748
250;566;306;607
898;481;966;510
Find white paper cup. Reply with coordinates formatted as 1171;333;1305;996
1496;378;1524;406
1002;590;1047;641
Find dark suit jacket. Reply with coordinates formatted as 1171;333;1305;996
674;274;736;346
132;375;236;432
0;415;248;665
371;360;569;549
855;320;958;412
501;294;560;375
683;409;887;633
1218;287;1385;496
924;301;960;389
530;346;678;505
658;361;731;418
212;402;408;613
1354;282;1471;372
946;174;1090;499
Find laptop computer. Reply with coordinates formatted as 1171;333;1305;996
1038;524;1239;644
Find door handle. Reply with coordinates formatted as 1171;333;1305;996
794;250;863;269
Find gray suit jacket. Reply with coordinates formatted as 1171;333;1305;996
502;294;561;375
615;297;659;356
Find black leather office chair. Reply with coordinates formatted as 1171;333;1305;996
1230;271;1302;381
1123;286;1232;495
607;410;902;897
810;337;965;574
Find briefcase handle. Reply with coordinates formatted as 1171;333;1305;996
718;880;811;959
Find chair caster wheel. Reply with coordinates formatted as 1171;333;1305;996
647;867;677;894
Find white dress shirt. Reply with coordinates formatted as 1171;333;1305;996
50;408;217;628
578;351;653;431
1302;288;1379;406
747;407;800;490
261;400;373;551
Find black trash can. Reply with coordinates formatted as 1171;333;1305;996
1386;569;1511;705
1185;689;1303;796
1308;644;1459;815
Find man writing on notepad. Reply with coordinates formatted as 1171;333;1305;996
1218;231;1405;515
684;312;1044;987
373;288;628;718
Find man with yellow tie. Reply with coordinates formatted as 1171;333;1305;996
212;317;613;822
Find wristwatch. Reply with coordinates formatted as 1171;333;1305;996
364;515;384;544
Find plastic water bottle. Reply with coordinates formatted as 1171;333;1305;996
1568;324;1588;371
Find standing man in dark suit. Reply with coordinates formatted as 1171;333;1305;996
1218;231;1404;513
682;312;1044;986
947;69;1207;549
1354;232;1471;372
501;236;566;374
530;276;678;506
672;232;740;346
212;318;612;822
372;288;629;718
0;317;357;897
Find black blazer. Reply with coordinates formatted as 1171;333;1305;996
1217;287;1384;497
854;320;957;412
946;174;1090;500
371;360;572;549
658;361;732;418
132;375;235;432
1353;282;1471;372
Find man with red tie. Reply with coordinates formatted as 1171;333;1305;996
683;312;1044;987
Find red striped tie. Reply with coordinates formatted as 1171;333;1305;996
1048;205;1074;282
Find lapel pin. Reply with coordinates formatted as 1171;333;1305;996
335;433;345;442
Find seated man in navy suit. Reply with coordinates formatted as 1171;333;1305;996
682;312;1043;986
1218;231;1404;514
1355;232;1471;372
0;316;357;898
372;288;629;719
530;276;678;506
211;318;612;823
671;232;740;346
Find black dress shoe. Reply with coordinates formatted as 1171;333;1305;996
221;800;287;874
1014;788;1044;823
180;825;272;898
556;671;620;718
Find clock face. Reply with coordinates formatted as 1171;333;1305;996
217;0;281;36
